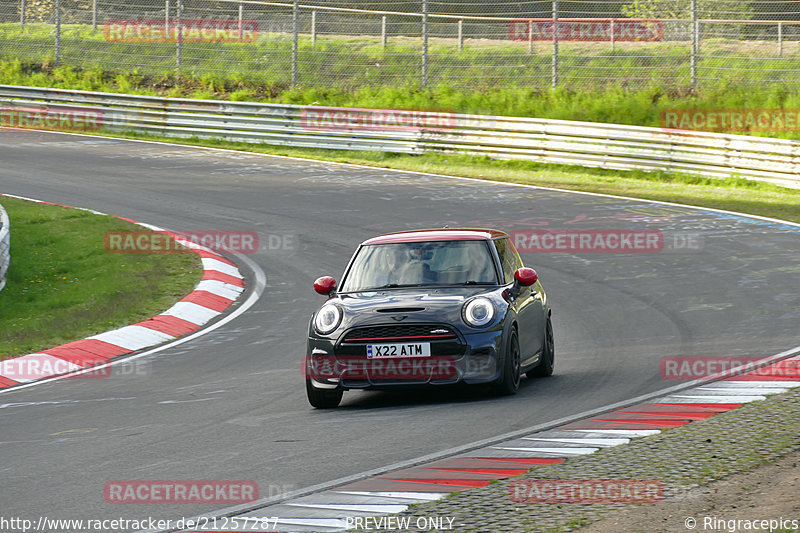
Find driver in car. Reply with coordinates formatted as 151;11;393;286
377;247;409;287
396;245;437;284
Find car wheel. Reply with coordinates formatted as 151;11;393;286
306;379;343;409
494;329;521;396
527;315;554;378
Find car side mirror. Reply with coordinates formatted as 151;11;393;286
514;268;538;287
314;276;337;296
505;268;538;301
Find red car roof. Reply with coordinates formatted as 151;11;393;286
362;228;508;245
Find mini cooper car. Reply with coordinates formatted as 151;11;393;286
304;229;554;408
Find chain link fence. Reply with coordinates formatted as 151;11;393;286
1;1;800;89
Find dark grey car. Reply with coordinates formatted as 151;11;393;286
304;229;554;408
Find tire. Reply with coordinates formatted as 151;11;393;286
306;379;343;409
494;329;521;396
527;315;554;378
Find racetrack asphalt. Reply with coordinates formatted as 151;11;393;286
0;129;799;530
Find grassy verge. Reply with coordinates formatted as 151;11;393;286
2;22;799;92
74;130;800;224
4;57;800;140
0;196;202;359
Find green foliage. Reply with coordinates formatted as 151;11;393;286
4;57;800;141
0;58;25;84
621;0;753;19
20;0;93;22
20;0;56;22
4;23;794;93
229;89;256;101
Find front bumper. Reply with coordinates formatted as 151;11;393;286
305;326;503;390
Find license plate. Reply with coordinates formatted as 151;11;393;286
366;343;431;359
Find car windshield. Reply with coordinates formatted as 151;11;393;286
340;240;499;292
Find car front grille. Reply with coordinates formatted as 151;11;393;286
334;323;466;385
341;324;458;343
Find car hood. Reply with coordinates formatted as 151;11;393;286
337;286;492;308
327;286;503;330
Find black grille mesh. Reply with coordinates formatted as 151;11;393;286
342;324;457;342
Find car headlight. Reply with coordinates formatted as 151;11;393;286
314;303;342;335
463;297;495;328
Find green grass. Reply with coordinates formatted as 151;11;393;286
73;130;800;225
2;22;799;93
4;21;800;143
4;55;800;140
0;196;202;359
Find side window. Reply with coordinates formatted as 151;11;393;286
494;238;523;285
507;239;524;270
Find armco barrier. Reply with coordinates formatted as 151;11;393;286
1;85;799;189
0;202;9;292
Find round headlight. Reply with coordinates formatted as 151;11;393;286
314;303;342;335
463;297;495;328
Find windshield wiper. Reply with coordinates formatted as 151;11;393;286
463;281;494;285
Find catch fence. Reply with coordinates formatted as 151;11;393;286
2;1;800;89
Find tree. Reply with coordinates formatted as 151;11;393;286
20;0;92;23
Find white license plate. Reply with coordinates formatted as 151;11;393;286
366;343;431;359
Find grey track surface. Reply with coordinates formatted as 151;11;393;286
0;130;798;529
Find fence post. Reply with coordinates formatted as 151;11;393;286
292;0;298;86
92;0;97;33
778;21;783;56
311;10;316;46
690;0;698;89
457;19;462;51
238;3;243;38
610;18;615;50
528;19;533;54
422;0;429;88
55;0;61;65
20;0;25;32
382;15;387;49
552;0;559;88
176;0;183;74
165;0;169;37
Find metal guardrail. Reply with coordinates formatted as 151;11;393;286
0;202;9;293
1;84;799;189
